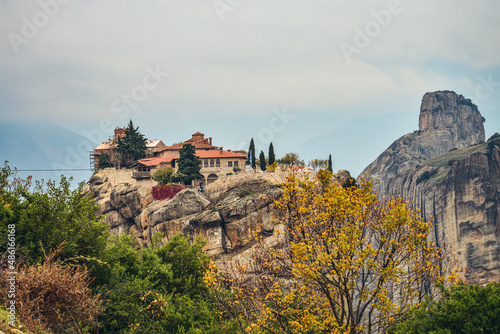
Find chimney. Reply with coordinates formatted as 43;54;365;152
219;146;223;154
209;137;212;145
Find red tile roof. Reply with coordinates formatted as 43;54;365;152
195;150;247;159
156;141;218;153
130;156;177;167
132;150;246;167
95;142;115;150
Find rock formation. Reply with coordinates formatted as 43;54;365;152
362;91;485;197
84;169;353;263
361;91;499;285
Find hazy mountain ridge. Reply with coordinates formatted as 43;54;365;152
0;120;92;183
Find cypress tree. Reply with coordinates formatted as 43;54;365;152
176;143;203;185
268;142;275;166
248;138;256;169
328;154;333;172
259;150;266;171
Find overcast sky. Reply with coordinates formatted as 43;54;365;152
1;0;499;177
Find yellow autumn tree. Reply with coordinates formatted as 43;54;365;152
206;172;458;334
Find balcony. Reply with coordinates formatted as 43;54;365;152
132;171;151;179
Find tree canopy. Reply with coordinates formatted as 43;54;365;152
268;142;275;166
391;282;500;334
249;138;256;169
152;167;174;186
259;150;266;171
207;173;456;333
174;143;203;185
116;120;147;167
308;158;328;170
277;152;304;167
0;161;108;264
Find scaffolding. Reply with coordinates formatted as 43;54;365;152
89;151;96;171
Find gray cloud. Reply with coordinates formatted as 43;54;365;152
0;0;498;133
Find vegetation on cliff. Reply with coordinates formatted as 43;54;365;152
206;173;459;333
2;160;500;333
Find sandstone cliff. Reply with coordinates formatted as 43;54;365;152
362;91;485;197
361;91;499;285
84;170;354;262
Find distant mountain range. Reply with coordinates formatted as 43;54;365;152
0;120;92;185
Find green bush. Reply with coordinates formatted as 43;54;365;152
96;233;230;333
390;282;500;334
152;167;174;186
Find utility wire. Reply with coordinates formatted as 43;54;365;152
15;169;92;172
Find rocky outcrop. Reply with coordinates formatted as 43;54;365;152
362;91;485;197
84;171;286;259
85;169;353;262
361;91;499;285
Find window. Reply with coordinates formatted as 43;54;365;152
210;160;214;168
228;161;233;167
216;159;220;167
234;161;239;168
204;160;208;168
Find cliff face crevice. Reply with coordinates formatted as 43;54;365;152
361;91;498;285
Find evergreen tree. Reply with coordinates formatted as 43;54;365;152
175;143;203;185
98;152;111;169
259;150;266;171
116;120;147;167
268;142;275;166
248;138;256;169
328;154;333;172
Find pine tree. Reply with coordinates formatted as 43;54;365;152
268;142;275;166
328;154;333;172
248;138;256;169
259;150;266;171
175;143;203;185
116;120;147;167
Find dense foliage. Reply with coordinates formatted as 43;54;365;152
98;152;112;169
259;150;267;171
391;282;500;334
152;166;174;186
5;160;499;333
174;143;203;185
268;142;275;166
0;162;229;333
207;173;457;333
0;163;108;264
152;184;188;201
116;120;147;167
249;138;256;169
95;234;229;333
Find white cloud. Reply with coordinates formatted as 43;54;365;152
0;0;499;126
